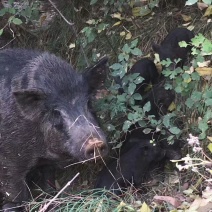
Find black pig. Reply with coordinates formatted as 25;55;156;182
95;138;166;195
138;81;175;119
152;28;194;67
95;129;182;195
0;49;109;211
118;58;159;95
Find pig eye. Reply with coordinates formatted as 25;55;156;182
52;110;64;130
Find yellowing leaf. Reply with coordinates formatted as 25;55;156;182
207;136;212;142
125;32;132;40
112;21;122;27
203;5;212;17
207;143;212;153
120;31;126;36
196;67;212;76
132;6;151;17
168;102;176;111
111;13;122;20
139;202;151;212
184;77;191;83
181;14;192;22
69;43;75;49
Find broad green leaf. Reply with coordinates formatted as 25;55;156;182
179;41;188;47
128;82;136;95
143;102;151;113
12;18;23;25
131;48;142;56
133;93;142;100
169;127;181;135
143;128;152;134
123;120;132;132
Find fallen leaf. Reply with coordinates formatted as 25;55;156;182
125;32;132;40
111;13;122;20
197;2;209;10
112;21;122;27
120;31;126;36
207;143;212;153
207;136;212;142
196;67;212;76
153;196;181;208
203;5;212;17
197;60;210;67
181;14;192;22
139;202;151;212
69;43;75;49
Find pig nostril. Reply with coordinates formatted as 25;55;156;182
85;141;108;159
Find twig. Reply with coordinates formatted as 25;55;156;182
39;172;80;212
48;0;89;66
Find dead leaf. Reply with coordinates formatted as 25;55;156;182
139;202;151;212
111;13;122;20
112;21;122;27
207;136;212;142
203;5;212;17
132;6;151;17
120;31;126;36
197;60;210;67
197;2;209;10
196;67;212;76
153;196;181;208
69;43;75;49
181;14;192;22
125;32;132;40
189;196;208;211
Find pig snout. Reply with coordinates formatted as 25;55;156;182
84;138;108;159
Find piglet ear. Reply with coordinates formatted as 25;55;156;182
152;43;160;53
13;89;47;120
84;56;109;92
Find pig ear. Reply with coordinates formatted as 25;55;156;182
84;56;109;92
13;89;47;120
152;43;160;53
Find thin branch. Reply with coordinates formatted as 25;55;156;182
48;0;89;66
40;172;80;212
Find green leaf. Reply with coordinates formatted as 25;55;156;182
130;39;138;48
0;29;3;36
123;120;132;132
128;82;136;95
185;98;194;108
169;127;181;135
205;98;212;106
12;18;23;25
137;120;146;127
143;101;151;113
8;8;15;14
131;48;142;56
143;128;152;134
179;41;188;48
134;76;144;84
133;93;142;100
202;39;212;54
90;0;98;5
